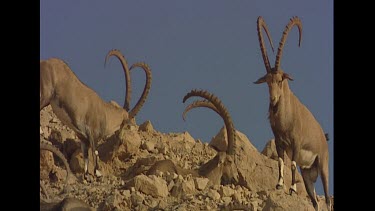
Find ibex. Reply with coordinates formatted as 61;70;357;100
254;16;331;210
40;50;151;179
148;90;239;186
40;140;72;200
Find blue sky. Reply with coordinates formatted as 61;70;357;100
40;0;333;195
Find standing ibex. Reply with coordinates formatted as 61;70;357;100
40;50;151;180
254;16;331;211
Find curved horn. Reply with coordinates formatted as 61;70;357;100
257;16;275;73
182;100;220;121
182;89;236;155
128;62;152;119
104;49;132;111
274;16;302;71
40;142;71;193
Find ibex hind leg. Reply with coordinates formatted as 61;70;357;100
320;160;331;211
301;167;319;211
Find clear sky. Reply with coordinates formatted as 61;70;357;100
40;0;333;195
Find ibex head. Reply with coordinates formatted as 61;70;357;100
254;16;302;106
182;89;239;185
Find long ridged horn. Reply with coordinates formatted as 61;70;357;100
40;142;71;193
104;49;132;111
182;100;220;121
182;89;236;155
128;62;152;119
257;16;275;73
274;16;302;71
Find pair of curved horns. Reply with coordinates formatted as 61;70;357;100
257;16;302;73
40;142;71;194
182;89;235;155
105;49;152;119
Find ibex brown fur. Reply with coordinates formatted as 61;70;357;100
254;16;331;211
148;90;239;186
40;50;151;179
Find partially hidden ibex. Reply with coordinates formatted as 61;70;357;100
254;16;331;211
147;90;239;186
40;49;151;179
183;90;239;185
40;140;72;200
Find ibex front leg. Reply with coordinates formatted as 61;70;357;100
89;136;102;178
276;145;285;189
290;159;297;195
80;142;90;180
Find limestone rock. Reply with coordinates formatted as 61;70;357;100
194;177;210;191
98;127;141;162
139;120;154;132
128;175;168;198
263;190;315;211
261;139;279;161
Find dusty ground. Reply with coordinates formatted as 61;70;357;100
40;105;333;211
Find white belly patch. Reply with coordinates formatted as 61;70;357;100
298;149;317;169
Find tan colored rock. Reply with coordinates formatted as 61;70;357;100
207;189;221;201
181;179;196;195
232;192;242;204
102;191;123;211
139;120;154;132
219;185;235;197
98;127;141;162
129;175;168;198
210;127;258;152
130;191;145;206
263;190;315;211
194;177;210;191
222;196;232;206
261;139;279;161
141;139;156;152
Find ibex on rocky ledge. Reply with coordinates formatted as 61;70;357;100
40;50;151;180
254;16;331;211
148;90;239;186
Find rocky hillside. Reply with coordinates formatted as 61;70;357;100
40;105;333;210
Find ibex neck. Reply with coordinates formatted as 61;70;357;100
268;84;295;131
102;103;127;137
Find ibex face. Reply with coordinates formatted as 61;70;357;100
183;89;239;186
254;70;293;107
254;16;301;107
220;153;239;184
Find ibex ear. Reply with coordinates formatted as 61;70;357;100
282;73;293;81
254;75;267;84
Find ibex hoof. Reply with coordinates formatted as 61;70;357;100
95;170;102;178
289;188;297;195
83;173;94;183
276;184;283;190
